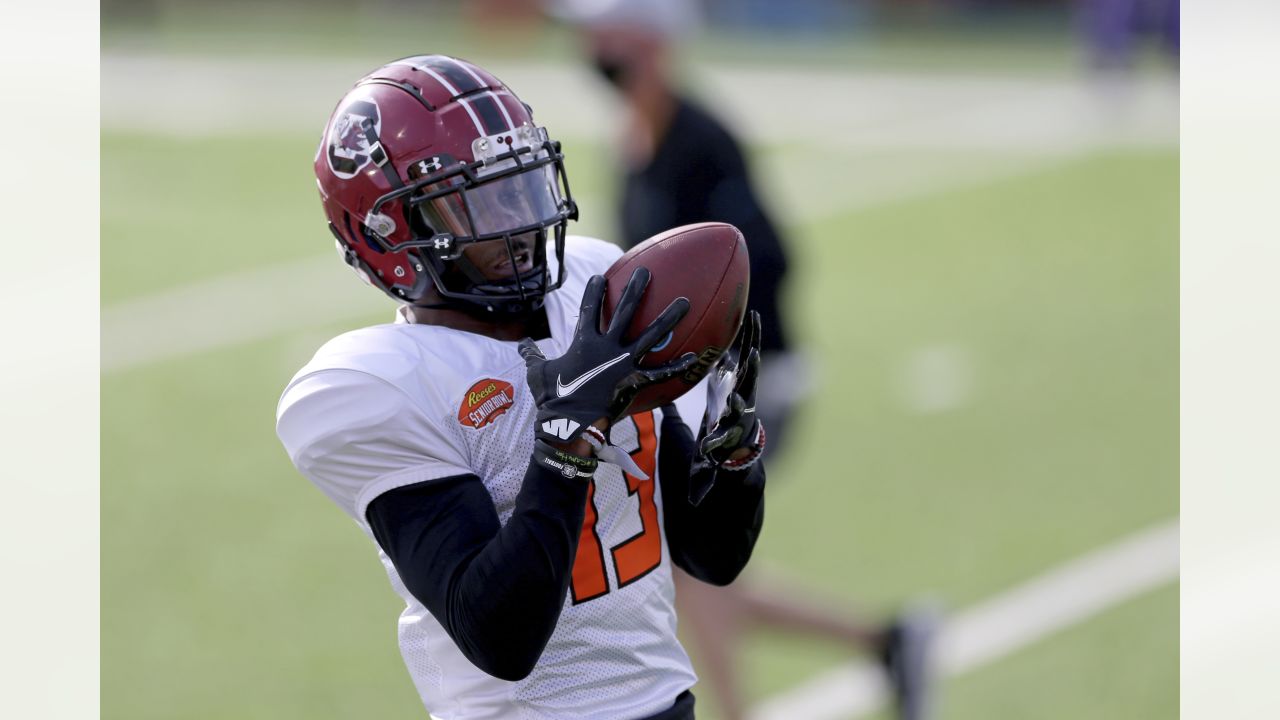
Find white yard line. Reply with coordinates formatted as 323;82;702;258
100;255;388;373
748;519;1180;720
101;53;1178;150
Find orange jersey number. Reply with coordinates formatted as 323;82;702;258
570;410;662;604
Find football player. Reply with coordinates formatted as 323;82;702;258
276;55;767;720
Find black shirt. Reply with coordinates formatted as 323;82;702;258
619;96;791;353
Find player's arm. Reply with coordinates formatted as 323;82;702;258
658;311;768;585
658;405;765;586
279;370;598;683
365;447;596;682
369;268;693;682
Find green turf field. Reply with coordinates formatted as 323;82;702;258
102;28;1177;720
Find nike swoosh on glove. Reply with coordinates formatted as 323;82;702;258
520;267;697;448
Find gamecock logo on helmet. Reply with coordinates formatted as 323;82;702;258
327;99;381;180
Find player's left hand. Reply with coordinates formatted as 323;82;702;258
697;311;765;472
520;268;697;449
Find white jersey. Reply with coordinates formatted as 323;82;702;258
276;236;701;720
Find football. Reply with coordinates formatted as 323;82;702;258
602;222;751;414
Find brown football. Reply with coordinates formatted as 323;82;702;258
602;222;750;414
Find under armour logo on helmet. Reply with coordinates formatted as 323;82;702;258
433;237;452;250
416;157;444;177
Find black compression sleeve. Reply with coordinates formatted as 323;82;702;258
365;457;590;681
657;405;766;585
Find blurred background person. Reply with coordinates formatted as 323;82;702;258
544;2;937;719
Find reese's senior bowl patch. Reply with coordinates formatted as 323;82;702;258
458;379;516;429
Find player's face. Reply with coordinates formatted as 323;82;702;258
461;232;537;281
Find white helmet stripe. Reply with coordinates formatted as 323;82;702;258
451;59;516;130
389;59;486;136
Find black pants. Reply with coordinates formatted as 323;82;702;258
637;690;695;720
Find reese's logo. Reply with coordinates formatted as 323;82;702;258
458;379;516;429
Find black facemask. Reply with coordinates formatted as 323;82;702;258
592;55;629;89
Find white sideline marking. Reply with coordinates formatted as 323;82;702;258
100;255;388;373
101;53;1179;150
747;520;1179;720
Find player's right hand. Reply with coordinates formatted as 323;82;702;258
519;268;697;447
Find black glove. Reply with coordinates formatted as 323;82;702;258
519;267;697;447
697;310;764;470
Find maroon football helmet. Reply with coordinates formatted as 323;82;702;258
315;55;578;313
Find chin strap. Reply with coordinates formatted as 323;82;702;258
360;118;404;191
418;248;550;315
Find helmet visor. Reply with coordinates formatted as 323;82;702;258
416;157;564;239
